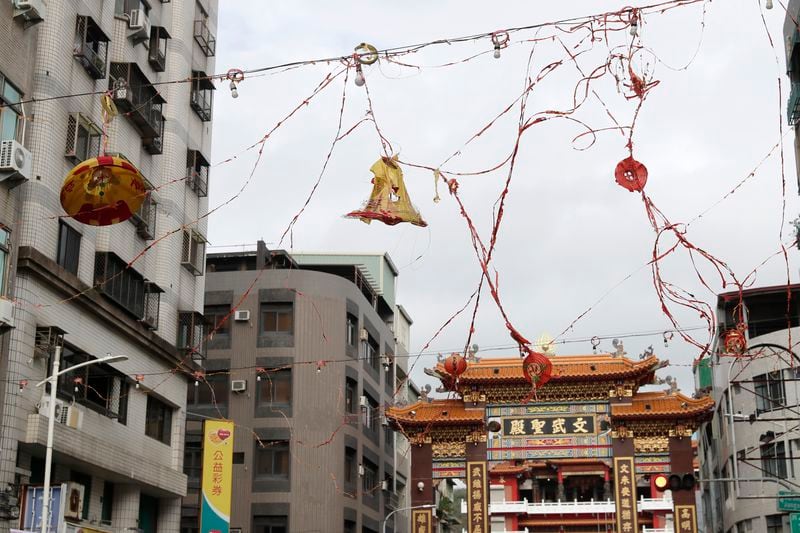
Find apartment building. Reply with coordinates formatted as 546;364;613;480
695;285;800;533
181;244;412;533
0;1;218;531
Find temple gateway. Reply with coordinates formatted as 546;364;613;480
385;347;714;533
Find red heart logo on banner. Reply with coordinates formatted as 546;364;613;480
217;429;231;441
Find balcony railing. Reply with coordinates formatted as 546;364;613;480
109;63;166;141
74;15;109;80
461;496;674;515
643;528;674;533
190;88;212;122
74;42;106;79
193;19;216;57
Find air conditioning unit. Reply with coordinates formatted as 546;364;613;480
13;0;45;25
0;298;14;328
128;9;146;30
231;379;246;393
39;397;82;429
358;464;365;477
359;328;369;342
380;415;389;427
380;480;389;490
62;482;85;520
234;310;250;321
0;140;32;186
359;395;369;408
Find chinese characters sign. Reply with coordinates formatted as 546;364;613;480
466;461;488;533
503;414;596;437
200;420;234;533
614;457;638;533
675;505;698;533
411;509;432;533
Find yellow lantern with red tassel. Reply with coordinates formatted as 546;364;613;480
346;156;427;227
60;155;147;226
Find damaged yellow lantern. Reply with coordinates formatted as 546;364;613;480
60;155;147;226
346;156;427;227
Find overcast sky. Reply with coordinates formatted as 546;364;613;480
206;1;797;394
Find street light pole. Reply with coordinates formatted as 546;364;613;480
35;351;128;533
381;503;436;533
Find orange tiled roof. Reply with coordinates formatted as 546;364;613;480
611;391;714;420
490;463;527;475
436;354;662;384
385;399;484;426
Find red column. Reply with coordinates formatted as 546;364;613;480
670;436;699;533
465;437;489;533
411;443;434;533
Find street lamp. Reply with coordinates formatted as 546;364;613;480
35;347;128;533
382;503;436;533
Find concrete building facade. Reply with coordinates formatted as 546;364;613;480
183;244;412;533
695;285;800;533
0;1;218;532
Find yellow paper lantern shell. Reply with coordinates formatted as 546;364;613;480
60;155;147;226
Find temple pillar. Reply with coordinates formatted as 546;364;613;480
532;479;541;503
612;429;639;533
670;435;699;533
465;434;489;533
556;469;565;501
603;467;612;500
411;442;434;533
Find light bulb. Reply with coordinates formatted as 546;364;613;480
354;69;365;87
493;46;501;59
194;380;199;387
766;0;773;8
229;81;239;99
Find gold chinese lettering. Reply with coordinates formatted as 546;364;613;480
551;417;567;434
508;419;525;435
530;418;546;434
572;416;589;433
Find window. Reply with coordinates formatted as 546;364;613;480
766;515;784;533
256;368;292;406
65;113;101;162
364;335;379;372
344;520;356;533
204;305;231;336
345;377;357;416
384;423;394;451
73;16;109;79
362;459;378;497
177;311;206;358
145;395;172;445
755;371;785;413
181;229;206;275
130;178;156;240
0;228;10;296
54;347;129;422
109;63;164;143
346;313;357;347
148;26;170;72
253;515;287;533
260;303;293;334
187;371;228;413
362;393;378;432
190;71;214;122
255;440;290;479
193;17;216;57
94;252;150;318
762;441;787;479
187;149;210;197
737;519;753;533
183;435;202;487
344;446;357;495
57;223;81;276
101;481;114;523
0;73;22;142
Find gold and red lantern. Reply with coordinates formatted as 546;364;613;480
614;156;648;192
346;156;427;227
60;155;147;226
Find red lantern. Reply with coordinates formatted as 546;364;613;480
522;349;553;388
723;329;747;356
614;156;648;192
443;353;467;379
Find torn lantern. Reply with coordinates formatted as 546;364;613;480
346;156;427;227
60;155;147;226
